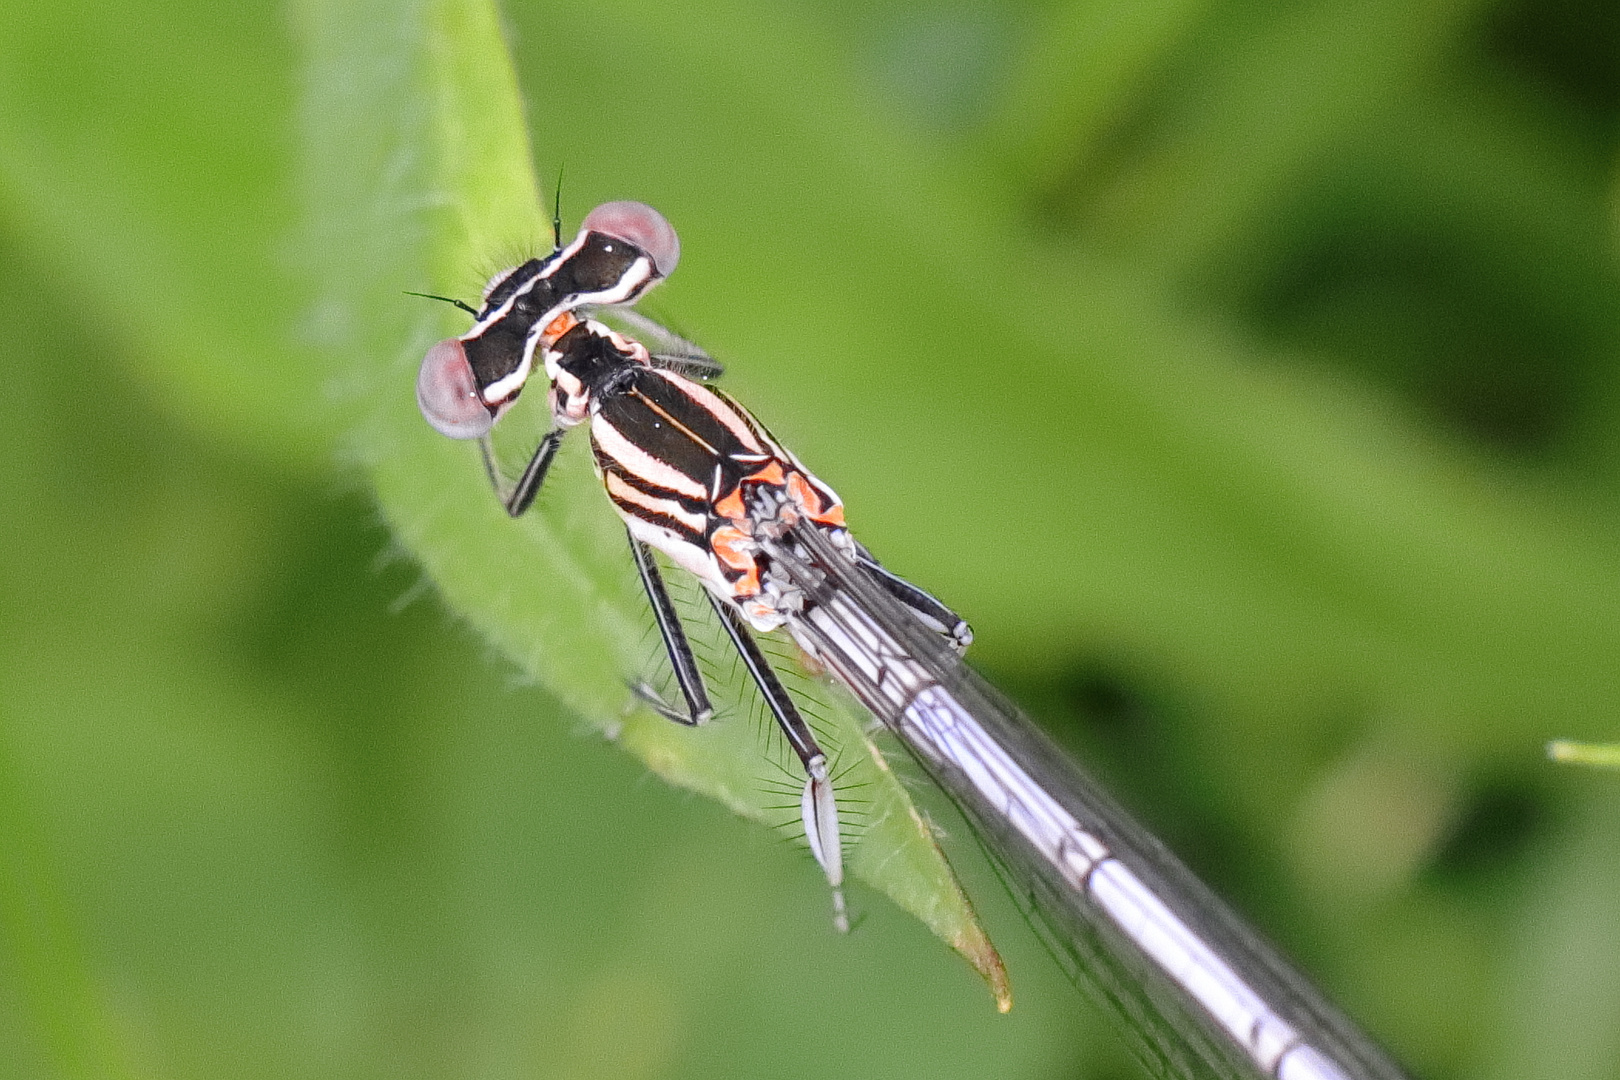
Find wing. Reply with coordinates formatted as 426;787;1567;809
584;305;724;381
761;519;1410;1080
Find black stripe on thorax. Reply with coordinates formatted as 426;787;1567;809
596;457;711;517
594;370;758;490
639;373;768;460
603;486;708;549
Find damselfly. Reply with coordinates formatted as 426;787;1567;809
414;202;1411;1080
417;202;971;931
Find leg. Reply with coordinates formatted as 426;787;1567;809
626;532;713;726
852;542;973;654
481;428;566;517
708;594;848;932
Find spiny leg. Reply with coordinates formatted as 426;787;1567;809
481;428;566;518
852;542;973;653
708;594;847;932
626;533;714;726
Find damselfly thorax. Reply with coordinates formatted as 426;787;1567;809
544;315;849;629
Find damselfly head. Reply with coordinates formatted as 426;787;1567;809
480;265;520;304
580;201;681;279
417;338;494;439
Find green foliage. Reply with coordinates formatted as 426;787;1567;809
1550;741;1620;769
307;0;1006;1002
2;0;1620;1078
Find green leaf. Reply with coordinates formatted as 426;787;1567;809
298;0;1008;1008
1548;741;1620;770
0;737;136;1080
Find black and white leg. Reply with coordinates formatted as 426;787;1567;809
707;594;847;932
481;428;567;518
626;532;714;726
621;542;848;929
852;542;973;654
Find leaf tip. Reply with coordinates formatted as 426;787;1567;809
952;921;1012;1011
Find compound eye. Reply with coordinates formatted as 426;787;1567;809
417;338;493;439
580;201;680;278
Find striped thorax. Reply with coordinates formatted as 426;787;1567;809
543;316;851;630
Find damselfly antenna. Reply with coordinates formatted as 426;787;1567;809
551;165;565;252
404;290;478;316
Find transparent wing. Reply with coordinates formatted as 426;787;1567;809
585;305;724;381
764;522;1411;1080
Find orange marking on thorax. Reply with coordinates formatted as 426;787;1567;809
710;525;760;597
749;460;787;487
540;310;578;346
813;504;846;527
714;488;746;521
786;471;845;526
713;458;796;524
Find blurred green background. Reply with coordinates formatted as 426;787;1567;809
4;0;1620;1078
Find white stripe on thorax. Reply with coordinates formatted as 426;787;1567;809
605;472;707;535
590;416;710;502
